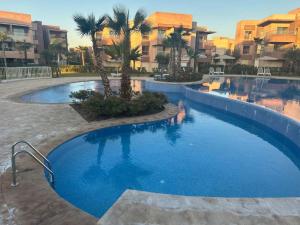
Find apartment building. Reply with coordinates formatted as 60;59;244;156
235;8;300;67
0;11;35;65
0;10;68;66
100;12;214;72
211;36;235;55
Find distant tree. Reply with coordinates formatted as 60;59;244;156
186;47;198;72
0;32;11;67
155;53;169;72
49;40;67;66
16;40;33;65
73;13;112;97
40;49;54;66
66;48;81;65
162;26;189;76
284;48;300;74
107;6;151;100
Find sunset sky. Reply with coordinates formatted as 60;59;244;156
1;0;299;47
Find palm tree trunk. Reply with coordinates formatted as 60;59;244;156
177;46;182;76
193;57;197;73
81;51;85;66
120;33;132;100
24;49;28;66
92;37;112;98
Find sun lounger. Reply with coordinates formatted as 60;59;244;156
257;67;264;76
264;68;271;76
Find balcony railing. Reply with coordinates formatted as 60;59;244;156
259;30;297;44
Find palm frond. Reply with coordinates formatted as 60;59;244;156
73;14;92;36
108;6;127;35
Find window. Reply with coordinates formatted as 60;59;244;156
243;45;250;54
277;27;288;34
142;46;149;55
0;25;8;33
244;31;252;40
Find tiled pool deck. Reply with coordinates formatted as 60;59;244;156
1;76;300;225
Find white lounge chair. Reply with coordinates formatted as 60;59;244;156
264;68;271;76
257;67;264;76
111;72;122;77
162;74;170;80
214;67;224;75
209;67;215;75
154;74;162;80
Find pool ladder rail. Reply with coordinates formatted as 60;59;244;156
11;140;54;187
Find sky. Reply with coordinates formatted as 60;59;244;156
0;0;299;47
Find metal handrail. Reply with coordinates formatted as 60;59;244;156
12;140;51;168
11;141;54;187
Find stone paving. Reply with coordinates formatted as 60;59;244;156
0;77;177;225
1;77;300;225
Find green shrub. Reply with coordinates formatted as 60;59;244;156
82;94;105;119
71;91;168;120
69;90;100;102
102;96;129;117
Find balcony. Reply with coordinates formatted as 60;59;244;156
265;32;296;44
0;50;34;59
263;50;287;59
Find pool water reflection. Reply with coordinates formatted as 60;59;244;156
188;77;300;122
48;93;300;218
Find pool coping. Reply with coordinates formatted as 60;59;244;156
0;101;178;225
1;76;300;225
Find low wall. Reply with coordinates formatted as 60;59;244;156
0;67;52;80
145;80;300;148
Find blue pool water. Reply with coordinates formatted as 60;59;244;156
48;93;300;218
21;80;143;103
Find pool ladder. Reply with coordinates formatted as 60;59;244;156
11;141;54;187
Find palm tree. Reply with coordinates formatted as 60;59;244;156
155;53;169;72
48;40;67;77
107;6;151;100
40;49;54;66
162;36;176;76
186;47;198;72
78;46;88;66
162;26;189;76
49;40;66;66
130;46;142;70
16;40;33;65
173;26;189;73
73;13;112;97
0;32;10;67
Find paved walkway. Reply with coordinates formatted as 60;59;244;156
0;77;177;225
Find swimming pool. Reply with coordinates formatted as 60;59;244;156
21;79;143;103
48;92;300;218
188;77;300;122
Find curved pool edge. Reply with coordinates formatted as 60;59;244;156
144;80;300;148
98;190;300;225
0;102;178;225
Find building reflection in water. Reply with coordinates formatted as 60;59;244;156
189;77;300;122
